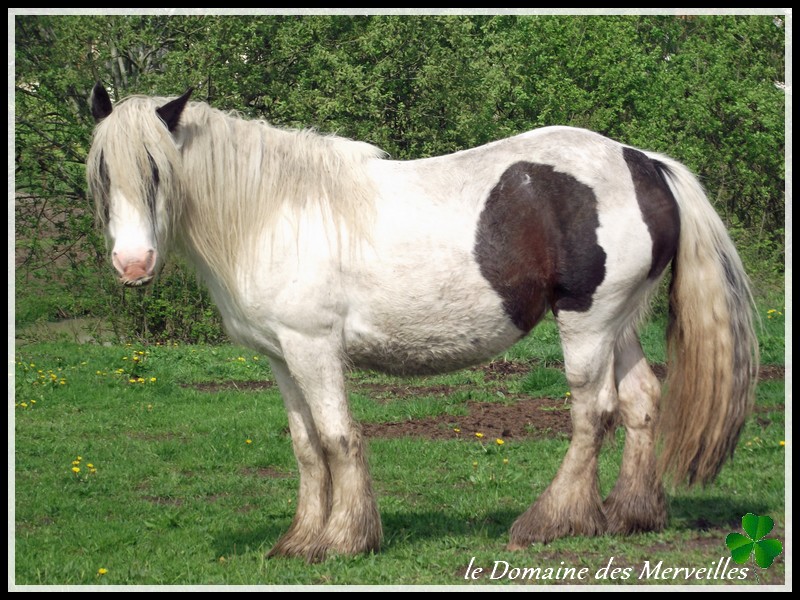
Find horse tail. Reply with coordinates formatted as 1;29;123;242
646;152;759;486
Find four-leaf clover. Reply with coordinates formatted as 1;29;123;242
726;513;783;568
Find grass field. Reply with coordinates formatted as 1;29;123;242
12;311;787;587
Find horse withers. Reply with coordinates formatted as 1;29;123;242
87;84;757;562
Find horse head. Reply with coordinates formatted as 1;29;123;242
87;83;192;287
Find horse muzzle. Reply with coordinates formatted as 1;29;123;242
112;248;158;287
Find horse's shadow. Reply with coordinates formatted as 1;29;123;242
212;494;768;558
667;494;775;531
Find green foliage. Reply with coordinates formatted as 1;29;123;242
14;14;786;341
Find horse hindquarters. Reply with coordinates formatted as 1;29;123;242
504;149;679;547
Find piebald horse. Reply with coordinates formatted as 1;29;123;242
87;84;757;562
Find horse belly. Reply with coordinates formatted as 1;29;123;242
343;259;525;375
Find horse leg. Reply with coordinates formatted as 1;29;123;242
267;358;332;558
279;335;381;562
508;325;615;548
603;331;667;533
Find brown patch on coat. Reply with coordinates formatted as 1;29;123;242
473;161;606;330
622;147;680;279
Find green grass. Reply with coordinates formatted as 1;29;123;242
13;314;786;587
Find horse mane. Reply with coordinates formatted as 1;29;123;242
87;94;386;291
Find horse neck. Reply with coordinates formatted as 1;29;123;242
174;108;380;293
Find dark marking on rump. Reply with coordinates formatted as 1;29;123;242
474;162;606;332
622;147;680;280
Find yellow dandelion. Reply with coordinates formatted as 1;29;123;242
116;368;125;374
129;379;136;384
780;440;786;447
252;356;259;361
89;468;97;474
565;391;572;397
86;463;94;468
29;363;35;367
503;458;509;464
495;438;505;446
767;309;776;314
149;377;157;383
59;380;66;385
475;432;484;439
77;456;82;460
147;404;153;410
122;356;128;360
72;460;80;466
97;568;108;575
137;378;145;384
245;439;252;445
72;467;80;473
50;373;57;380
138;351;145;355
31;400;36;404
237;357;246;362
453;427;461;433
133;356;140;362
20;402;28;408
472;461;478;468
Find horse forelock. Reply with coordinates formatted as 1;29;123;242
87;95;183;249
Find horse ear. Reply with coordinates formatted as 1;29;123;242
156;87;194;133
90;82;113;122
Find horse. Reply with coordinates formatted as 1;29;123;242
86;83;757;563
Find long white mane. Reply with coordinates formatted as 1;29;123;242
87;94;386;290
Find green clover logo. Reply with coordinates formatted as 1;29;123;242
726;513;783;568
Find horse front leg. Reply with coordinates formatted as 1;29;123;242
279;334;382;562
267;358;332;558
509;331;615;548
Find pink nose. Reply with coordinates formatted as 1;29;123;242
112;248;157;286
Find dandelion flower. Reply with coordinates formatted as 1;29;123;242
98;568;108;575
472;461;478;468
87;463;94;468
72;460;81;466
780;440;786;447
77;456;82;460
453;428;461;433
150;377;157;383
72;467;80;473
245;439;252;445
475;432;484;439
495;438;505;446
503;458;509;465
129;379;136;384
20;402;28;408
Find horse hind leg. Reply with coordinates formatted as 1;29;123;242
267;358;332;558
603;330;667;533
509;322;616;548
